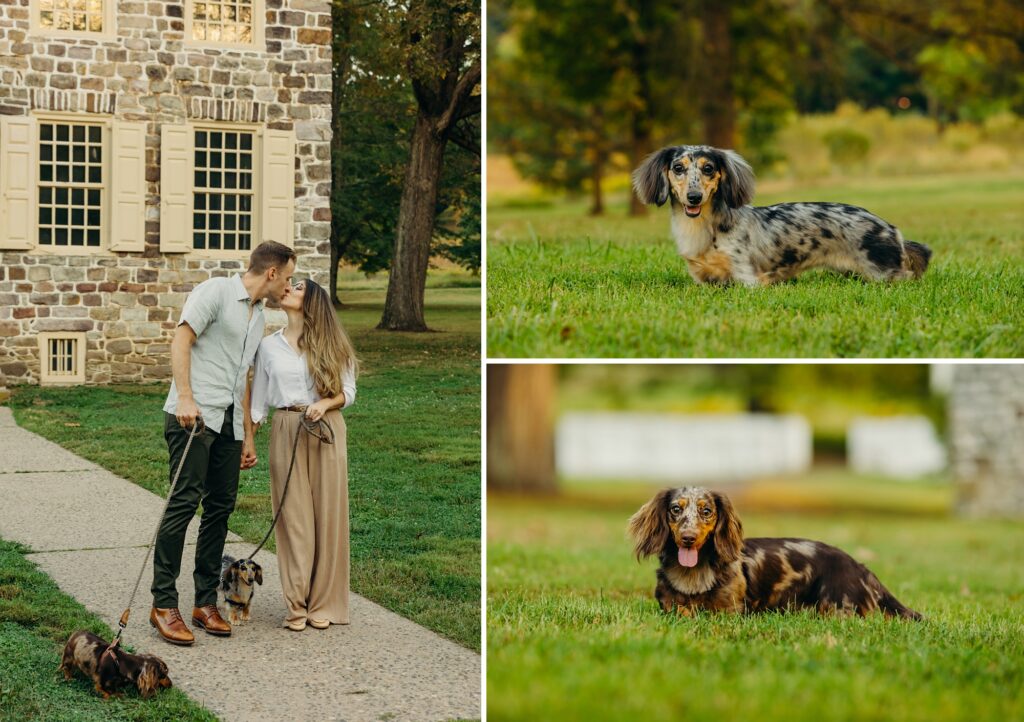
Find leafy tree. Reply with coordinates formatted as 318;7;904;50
331;0;480;314
378;0;481;331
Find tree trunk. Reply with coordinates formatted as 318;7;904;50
701;0;736;148
330;1;351;308
628;0;653;217
628;127;650;216
589;152;605;216
329;236;340;306
487;365;558;494
378;113;447;331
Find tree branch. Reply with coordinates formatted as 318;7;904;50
436;61;481;133
447;121;481;156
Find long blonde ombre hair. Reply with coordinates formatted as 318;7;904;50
298;279;359;397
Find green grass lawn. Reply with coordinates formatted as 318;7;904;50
487;480;1024;722
6;273;481;653
0;538;216;721
486;173;1024;357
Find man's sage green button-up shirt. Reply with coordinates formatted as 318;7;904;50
163;274;264;438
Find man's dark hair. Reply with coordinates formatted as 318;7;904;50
248;241;297;274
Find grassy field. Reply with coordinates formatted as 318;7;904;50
0;538;216;721
486;172;1024;357
7;272;482;652
487;479;1024;722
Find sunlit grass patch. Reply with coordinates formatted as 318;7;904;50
487;173;1024;358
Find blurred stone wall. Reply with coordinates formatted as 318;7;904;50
950;365;1024;517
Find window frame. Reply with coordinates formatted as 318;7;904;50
183;0;265;50
29;0;116;41
187;120;263;260
31;111;113;258
38;332;87;386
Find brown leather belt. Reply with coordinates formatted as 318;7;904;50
278;405;308;412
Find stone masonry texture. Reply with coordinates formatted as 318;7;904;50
950;364;1024;517
0;0;331;385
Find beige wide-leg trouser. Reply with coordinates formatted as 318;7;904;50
269;408;350;627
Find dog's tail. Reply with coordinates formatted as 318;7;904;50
879;591;923;621
903;241;932;278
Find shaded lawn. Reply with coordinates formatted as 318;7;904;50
487;480;1024;722
0;538;216;721
487;173;1024;357
9;279;482;651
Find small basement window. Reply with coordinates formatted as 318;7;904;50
38;332;86;385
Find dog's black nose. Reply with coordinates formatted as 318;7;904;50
686;192;702;205
680;533;697;547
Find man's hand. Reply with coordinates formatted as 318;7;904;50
304;399;332;422
176;396;201;429
240;435;258;469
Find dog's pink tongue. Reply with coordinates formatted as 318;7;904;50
678;547;698;567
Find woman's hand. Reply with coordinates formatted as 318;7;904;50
240;435;258;469
305;400;332;422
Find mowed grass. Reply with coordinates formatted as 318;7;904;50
8;273;481;651
0;538;216;720
487;173;1024;357
487;480;1024;722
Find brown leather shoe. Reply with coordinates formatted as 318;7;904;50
150;607;195;646
191;604;232;636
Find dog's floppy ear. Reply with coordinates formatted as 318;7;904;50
136;661;159;699
711;491;744;564
628;488;674;559
717;149;755;208
220;564;236;592
632;146;680;207
254;564;263;586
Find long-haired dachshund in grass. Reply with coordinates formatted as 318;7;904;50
60;630;172;699
632;145;932;286
628;487;921;619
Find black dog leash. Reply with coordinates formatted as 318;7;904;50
102;417;206;662
245;412;334;562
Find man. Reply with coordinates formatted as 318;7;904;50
151;241;296;646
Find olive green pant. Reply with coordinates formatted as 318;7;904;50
151;409;241;609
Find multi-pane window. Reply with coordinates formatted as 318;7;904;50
38;0;105;33
38;122;103;248
191;0;254;43
38;333;87;385
47;336;77;376
193;129;254;252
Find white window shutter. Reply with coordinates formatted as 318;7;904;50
159;123;193;253
260;128;295;248
0;116;36;251
108;120;147;253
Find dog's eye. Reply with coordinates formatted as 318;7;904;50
701;507;713;517
672;164;684;175
703;165;714;175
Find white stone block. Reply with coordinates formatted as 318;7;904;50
556;413;812;482
847;416;947;478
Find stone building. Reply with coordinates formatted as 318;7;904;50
0;0;332;386
950;364;1024;517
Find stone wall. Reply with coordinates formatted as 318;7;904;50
950;365;1024;517
0;0;331;385
556;413;813;482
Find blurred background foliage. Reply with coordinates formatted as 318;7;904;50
488;0;1024;211
556;364;946;462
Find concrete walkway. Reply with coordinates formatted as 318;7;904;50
0;406;480;722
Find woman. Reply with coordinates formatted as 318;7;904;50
249;279;358;631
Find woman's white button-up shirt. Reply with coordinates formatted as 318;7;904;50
249;329;356;425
